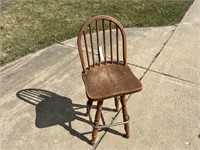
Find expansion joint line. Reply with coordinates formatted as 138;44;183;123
58;42;78;50
127;62;199;85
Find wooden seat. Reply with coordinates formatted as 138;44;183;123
77;15;142;145
82;63;142;101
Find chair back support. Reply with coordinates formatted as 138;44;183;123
77;15;127;72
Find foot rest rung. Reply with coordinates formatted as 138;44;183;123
86;102;130;129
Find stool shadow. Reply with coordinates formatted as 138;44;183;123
16;88;91;143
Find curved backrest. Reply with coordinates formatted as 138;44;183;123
77;15;127;73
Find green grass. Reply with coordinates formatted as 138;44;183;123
0;0;194;66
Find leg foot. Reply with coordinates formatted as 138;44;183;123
86;100;93;116
114;97;120;111
91;100;103;145
120;95;130;138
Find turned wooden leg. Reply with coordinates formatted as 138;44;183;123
120;95;130;138
86;100;93;116
91;100;103;145
114;97;119;111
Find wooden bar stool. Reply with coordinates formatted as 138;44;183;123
77;15;142;145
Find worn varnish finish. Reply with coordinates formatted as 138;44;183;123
77;15;142;145
82;63;142;101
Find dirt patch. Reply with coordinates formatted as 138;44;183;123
0;0;15;7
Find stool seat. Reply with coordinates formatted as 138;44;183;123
82;63;142;101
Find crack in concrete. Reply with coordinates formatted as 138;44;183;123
139;25;177;81
92;93;133;150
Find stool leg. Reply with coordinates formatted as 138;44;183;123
86;100;93;116
91;100;103;145
114;97;119;111
120;95;130;138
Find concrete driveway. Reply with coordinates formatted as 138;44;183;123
0;0;199;149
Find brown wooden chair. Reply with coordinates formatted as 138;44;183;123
77;15;142;145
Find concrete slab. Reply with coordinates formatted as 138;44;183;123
1;0;199;149
151;0;200;84
0;43;145;150
96;72;200;150
0;44;96;150
0;44;79;98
